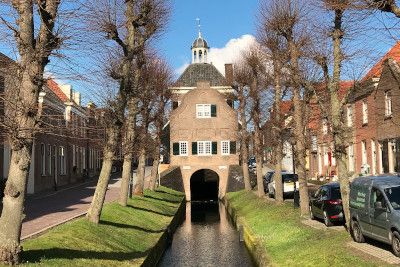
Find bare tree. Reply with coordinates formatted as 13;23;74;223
233;61;252;191
0;1;62;263
86;0;170;222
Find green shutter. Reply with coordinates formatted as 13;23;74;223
172;143;179;155
230;141;236;154
211;104;217;117
212;142;218;154
192;142;197;155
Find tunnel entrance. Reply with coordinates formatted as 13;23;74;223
190;169;219;201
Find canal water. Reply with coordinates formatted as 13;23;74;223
158;201;254;267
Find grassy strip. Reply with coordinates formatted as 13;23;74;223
226;191;390;267
13;186;184;267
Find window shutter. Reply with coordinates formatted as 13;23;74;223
230;141;236;154
172;143;179;155
212;142;218;154
192;142;197;155
211;104;217;117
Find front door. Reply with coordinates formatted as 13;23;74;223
382;140;389;173
370;187;390;242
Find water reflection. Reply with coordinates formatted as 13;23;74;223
158;202;253;267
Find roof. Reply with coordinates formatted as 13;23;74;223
363;41;400;82
173;63;228;87
47;79;68;102
352;176;400;189
192;36;209;49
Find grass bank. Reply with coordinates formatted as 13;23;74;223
14;186;184;267
226;191;390;267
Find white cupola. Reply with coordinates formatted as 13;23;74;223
191;19;209;64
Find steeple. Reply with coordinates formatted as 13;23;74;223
191;18;209;64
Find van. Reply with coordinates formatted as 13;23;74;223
349;176;400;257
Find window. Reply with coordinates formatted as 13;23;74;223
361;140;367;165
179;141;188;156
41;144;46;176
83;148;86;170
347;105;353;127
198;141;212;156
59;146;66;175
196;104;211;118
48;144;52;175
362;100;368;124
221;141;230;155
322;119;328;135
385;91;392;117
348;144;355;172
196;104;216;118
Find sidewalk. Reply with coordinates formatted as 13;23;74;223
21;167;152;239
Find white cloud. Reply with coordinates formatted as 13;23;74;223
208;34;257;75
175;34;257;76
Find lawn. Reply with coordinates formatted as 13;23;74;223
226;191;391;267
11;186;184;267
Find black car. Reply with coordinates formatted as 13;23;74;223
309;182;344;226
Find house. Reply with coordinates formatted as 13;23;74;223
168;31;239;201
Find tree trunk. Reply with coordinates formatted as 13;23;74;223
0;145;32;264
133;147;146;195
288;38;309;217
273;58;284;204
119;153;132;206
238;87;252;191
254;127;265;197
86;125;120;223
149;142;160;190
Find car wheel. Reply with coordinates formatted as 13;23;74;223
309;205;315;220
392;231;400;257
351;220;365;243
323;211;333;227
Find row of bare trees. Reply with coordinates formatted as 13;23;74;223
234;0;400;228
0;0;172;264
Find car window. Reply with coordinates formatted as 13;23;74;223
321;187;329;199
371;187;387;209
282;174;298;182
330;187;341;199
384;186;400;210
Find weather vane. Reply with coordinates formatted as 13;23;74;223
196;18;201;37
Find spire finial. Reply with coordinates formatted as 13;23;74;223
196;18;201;38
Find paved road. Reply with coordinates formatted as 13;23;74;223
21;167;152;239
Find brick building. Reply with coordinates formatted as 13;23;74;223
0;53;104;194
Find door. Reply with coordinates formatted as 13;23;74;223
311;188;321;217
369;187;391;242
382;140;389;173
314;186;328;217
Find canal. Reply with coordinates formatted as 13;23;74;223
158;201;254;267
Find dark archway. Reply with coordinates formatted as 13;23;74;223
190;169;219;201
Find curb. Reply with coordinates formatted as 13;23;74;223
22;211;87;241
224;198;270;267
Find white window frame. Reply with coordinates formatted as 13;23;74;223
347;105;353;127
362;100;368;124
196;104;211;118
59;146;66;175
198;141;212;156
361;140;367;165
385;91;392;117
179;141;188;156
221;141;230;155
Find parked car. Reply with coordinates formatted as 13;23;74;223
349;176;400;257
267;172;298;199
309;182;344;226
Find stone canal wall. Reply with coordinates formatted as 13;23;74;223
224;197;270;267
141;196;186;267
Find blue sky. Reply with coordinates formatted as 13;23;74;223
157;0;259;72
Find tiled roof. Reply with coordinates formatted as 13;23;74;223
363;41;400;82
173;63;228;87
47;79;68;102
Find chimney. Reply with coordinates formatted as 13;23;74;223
225;64;233;85
73;91;81;105
60;84;72;101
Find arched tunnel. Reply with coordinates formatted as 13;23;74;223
190;169;219;201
